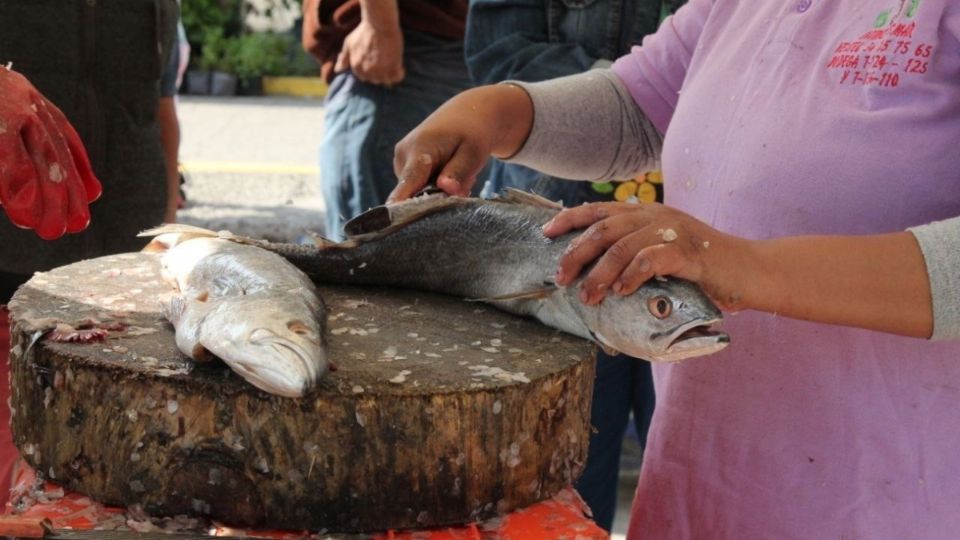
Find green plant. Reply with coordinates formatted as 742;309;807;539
232;32;290;78
182;0;243;66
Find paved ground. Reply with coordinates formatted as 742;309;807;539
176;96;327;241
175;95;640;538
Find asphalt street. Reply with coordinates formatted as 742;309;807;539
176;95;327;241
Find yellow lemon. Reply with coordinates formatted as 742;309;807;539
646;170;663;184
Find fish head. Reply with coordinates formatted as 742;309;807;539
200;295;328;398
592;278;729;362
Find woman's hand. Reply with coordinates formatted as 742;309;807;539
543;201;760;311
388;84;534;202
0;66;102;240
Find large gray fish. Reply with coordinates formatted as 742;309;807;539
271;190;729;363
141;230;328;397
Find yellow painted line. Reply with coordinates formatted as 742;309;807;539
263;76;328;98
181;161;319;175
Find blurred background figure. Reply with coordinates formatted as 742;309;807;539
158;12;192;224
465;0;683;531
0;0;179;503
302;0;477;240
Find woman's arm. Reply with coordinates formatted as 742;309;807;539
543;203;959;339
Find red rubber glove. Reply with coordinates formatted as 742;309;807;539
0;66;101;240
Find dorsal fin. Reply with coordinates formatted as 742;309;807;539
498;188;564;210
138;223;262;252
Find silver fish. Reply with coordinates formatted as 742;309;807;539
270;190;729;362
141;229;328;397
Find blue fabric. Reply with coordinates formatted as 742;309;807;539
159;21;182;97
465;0;670;531
319;31;476;240
575;351;655;531
467;0;663;206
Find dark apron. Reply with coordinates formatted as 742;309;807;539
0;0;178;276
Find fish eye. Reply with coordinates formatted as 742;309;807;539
287;320;311;335
647;296;672;319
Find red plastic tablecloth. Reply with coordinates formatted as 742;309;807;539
0;307;17;504
3;463;606;539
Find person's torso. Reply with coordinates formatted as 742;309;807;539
632;2;960;538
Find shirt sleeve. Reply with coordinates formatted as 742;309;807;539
611;0;714;133
908;216;960;341
504;69;662;182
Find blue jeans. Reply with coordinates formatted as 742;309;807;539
574;351;655;532
319;31;475;240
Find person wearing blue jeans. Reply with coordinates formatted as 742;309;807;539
465;0;682;531
303;0;477;240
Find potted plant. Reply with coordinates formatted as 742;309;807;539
199;31;239;96
232;32;289;95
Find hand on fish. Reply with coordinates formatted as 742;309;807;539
543;201;757;313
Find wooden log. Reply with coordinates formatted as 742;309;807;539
7;253;596;532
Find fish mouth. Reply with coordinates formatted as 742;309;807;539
234;329;326;397
660;318;729;362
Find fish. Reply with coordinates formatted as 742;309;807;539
220;190;728;363
140;228;328;397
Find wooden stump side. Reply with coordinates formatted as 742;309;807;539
8;254;596;532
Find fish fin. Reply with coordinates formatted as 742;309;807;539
139;223;220;238
467;286;558;302
343;193;463;240
587;329;621;356
498;188;565;210
139;224;263;250
303;230;357;249
599;344;621;356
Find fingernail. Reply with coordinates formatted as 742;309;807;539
612;281;623;294
579;288;590;304
542;219;554;232
555;267;565;283
637;258;651;273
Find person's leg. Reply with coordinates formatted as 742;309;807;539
631;360;656;451
318;73;380;240
574;352;637;532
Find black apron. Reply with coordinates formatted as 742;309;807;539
0;0;178;278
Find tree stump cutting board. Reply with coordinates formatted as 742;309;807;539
6;253;596;532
